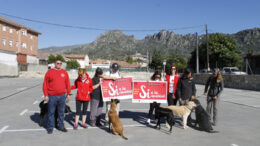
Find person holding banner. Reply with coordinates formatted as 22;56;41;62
71;68;93;130
147;70;163;124
104;63;121;125
165;65;179;106
90;68;116;127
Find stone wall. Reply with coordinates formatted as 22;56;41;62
193;74;260;91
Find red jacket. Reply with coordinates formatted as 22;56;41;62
71;73;93;101
43;68;71;96
165;74;179;94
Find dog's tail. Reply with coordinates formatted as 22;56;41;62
120;134;128;140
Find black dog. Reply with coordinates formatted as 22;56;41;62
192;99;218;133
154;104;175;132
39;100;72;127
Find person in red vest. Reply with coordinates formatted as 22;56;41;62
43;59;71;134
71;68;93;130
165;65;179;106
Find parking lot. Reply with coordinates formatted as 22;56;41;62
0;78;260;146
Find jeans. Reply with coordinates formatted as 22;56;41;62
148;102;160;119
90;98;103;124
206;96;218;124
47;94;66;130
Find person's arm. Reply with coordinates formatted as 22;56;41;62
216;80;224;97
43;71;49;101
204;77;211;94
70;79;78;90
65;72;71;101
191;80;196;99
101;75;117;80
88;78;93;94
177;79;182;101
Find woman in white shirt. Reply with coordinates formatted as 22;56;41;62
147;70;163;124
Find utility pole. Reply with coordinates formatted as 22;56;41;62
196;32;199;74
206;24;210;71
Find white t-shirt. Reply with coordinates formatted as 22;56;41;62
105;70;121;78
169;75;175;93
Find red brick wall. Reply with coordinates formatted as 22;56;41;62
17;53;27;65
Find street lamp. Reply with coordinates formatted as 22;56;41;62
163;60;166;76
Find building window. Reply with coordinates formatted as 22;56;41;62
30;35;33;40
16;30;19;34
9;28;13;33
9;40;13;47
2;38;6;46
16;41;19;47
22;42;27;48
2;25;6;31
22;30;27;36
30;45;33;51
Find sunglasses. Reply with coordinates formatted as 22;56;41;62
56;62;62;65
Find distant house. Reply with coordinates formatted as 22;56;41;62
38;53;89;68
0;16;41;76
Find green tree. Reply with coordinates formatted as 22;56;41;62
149;49;164;70
56;54;66;62
125;56;136;64
66;60;80;70
47;54;56;64
189;33;243;70
166;53;187;74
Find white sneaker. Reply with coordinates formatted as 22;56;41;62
147;119;151;124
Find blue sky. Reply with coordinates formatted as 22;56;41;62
0;0;259;48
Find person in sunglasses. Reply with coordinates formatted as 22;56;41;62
165;65;180;106
43;59;71;134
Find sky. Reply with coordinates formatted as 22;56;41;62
0;0;259;49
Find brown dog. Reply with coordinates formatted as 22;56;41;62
108;99;128;140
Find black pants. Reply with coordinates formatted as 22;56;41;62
148;102;160;119
76;100;89;116
167;93;178;106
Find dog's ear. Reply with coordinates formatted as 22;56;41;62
116;99;120;104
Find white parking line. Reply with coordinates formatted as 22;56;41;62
0;126;9;134
25;108;148;113
19;109;28;116
231;144;239;146
33;100;39;104
3;124;146;133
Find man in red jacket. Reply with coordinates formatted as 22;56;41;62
43;59;71;134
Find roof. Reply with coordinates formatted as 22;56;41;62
0;16;41;34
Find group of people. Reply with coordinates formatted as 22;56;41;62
42;59;224;134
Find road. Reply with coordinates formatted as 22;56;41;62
0;78;260;146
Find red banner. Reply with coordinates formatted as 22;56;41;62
132;81;167;103
101;77;133;102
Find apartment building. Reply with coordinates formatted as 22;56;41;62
0;16;41;73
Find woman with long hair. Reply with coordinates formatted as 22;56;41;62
147;70;162;124
204;68;224;126
165;65;179;105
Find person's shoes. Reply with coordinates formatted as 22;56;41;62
211;122;216;126
96;123;102;127
73;124;78;130
104;122;109;127
58;128;68;132
47;129;53;134
146;119;151;124
82;123;88;129
90;123;95;127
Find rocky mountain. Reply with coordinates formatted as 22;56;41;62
39;28;260;60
